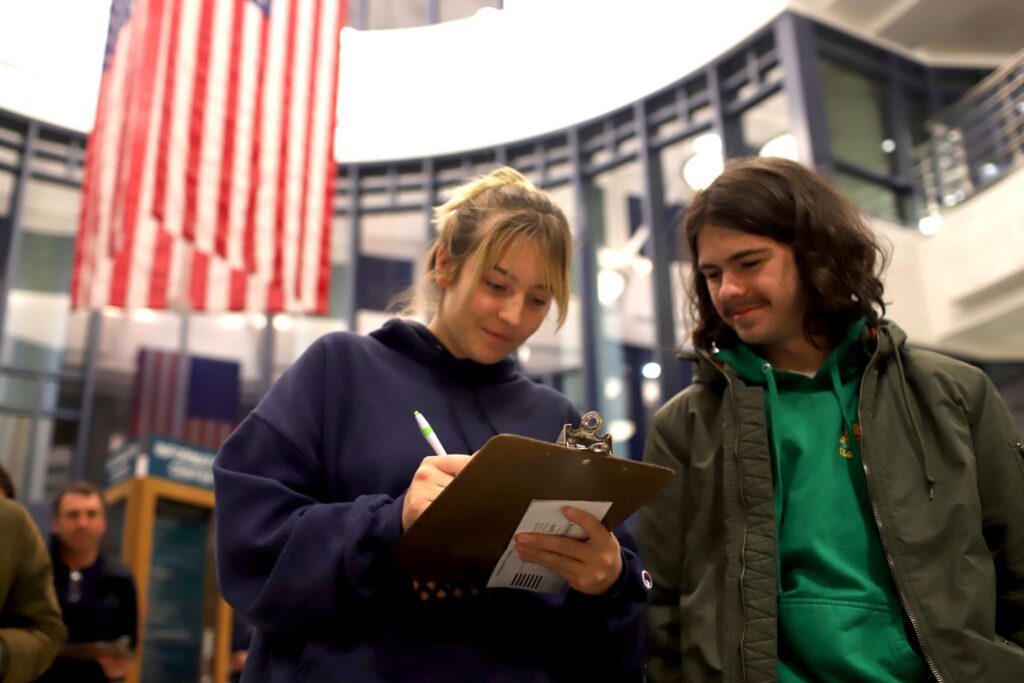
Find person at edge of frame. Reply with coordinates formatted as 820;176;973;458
638;156;1024;682
0;493;67;683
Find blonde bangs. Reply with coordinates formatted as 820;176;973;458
469;214;571;327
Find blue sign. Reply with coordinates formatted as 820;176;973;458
146;436;216;490
106;440;141;487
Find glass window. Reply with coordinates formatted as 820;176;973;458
0;122;23;148
440;0;497;24
585;158;657;459
0;144;17;169
0;336;63;410
0;299;68;502
328;213;352;321
820;59;894;175
0;413;58;503
367;0;428;29
660;135;703;210
834;172;900;224
0;170;13;218
739;89;792;158
328;263;348;319
64;308;275;482
659;133;703;353
350;210;424;329
10;232;75;294
515;183;584;409
360;210;427;261
904;87;933;146
5;178;81;295
21;179;81;236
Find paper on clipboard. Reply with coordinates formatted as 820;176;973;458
487;499;612;592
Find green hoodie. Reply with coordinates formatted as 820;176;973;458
716;320;926;682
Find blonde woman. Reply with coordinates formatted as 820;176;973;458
214;167;648;681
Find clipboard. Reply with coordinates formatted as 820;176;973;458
392;412;676;582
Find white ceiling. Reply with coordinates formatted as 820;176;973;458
792;0;1024;65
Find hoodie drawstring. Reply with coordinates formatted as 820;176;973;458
761;363;786;525
828;362;860;461
883;327;936;500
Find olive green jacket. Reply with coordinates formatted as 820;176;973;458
638;321;1024;682
0;498;66;683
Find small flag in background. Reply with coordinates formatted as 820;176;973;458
129;348;240;453
72;0;348;314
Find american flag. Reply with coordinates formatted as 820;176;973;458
129;348;240;452
71;0;347;313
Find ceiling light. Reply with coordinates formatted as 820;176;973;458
759;133;799;161
642;362;662;379
219;314;245;331
682;153;723;191
516;345;532;364
130;308;156;324
597;269;627;305
917;215;942;236
608;419;637;443
604;377;623;400
691;132;722;156
642;379;662;407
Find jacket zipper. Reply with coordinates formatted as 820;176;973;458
738;527;749;683
859;354;943;682
720;366;750;683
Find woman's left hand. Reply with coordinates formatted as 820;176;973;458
514;506;622;596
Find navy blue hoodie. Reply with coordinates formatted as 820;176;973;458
214;319;649;681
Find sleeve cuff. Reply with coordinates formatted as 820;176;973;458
567;547;645;607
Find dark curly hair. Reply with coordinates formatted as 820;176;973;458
682;157;889;352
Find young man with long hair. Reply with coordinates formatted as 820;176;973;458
639;157;1024;681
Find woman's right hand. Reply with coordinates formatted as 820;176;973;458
401;454;472;532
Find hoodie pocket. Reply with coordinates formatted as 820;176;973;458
778;598;925;682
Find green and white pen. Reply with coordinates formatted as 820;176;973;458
414;410;447;456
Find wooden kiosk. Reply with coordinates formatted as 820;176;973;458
104;438;232;683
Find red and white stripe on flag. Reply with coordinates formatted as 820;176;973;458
71;0;346;314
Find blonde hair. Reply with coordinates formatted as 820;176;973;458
397;166;572;327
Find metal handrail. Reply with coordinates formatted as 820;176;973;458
913;49;1024;219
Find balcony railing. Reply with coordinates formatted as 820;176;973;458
914;49;1024;223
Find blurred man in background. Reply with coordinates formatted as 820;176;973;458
38;481;137;683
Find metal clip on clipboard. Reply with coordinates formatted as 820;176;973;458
556;411;613;455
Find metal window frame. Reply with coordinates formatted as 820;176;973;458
0;10;999;490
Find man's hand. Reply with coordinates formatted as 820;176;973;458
514;506;623;596
97;654;132;680
401;454;472;532
230;649;248;673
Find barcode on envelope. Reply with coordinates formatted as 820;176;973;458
511;572;543;590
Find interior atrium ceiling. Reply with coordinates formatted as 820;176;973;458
792;0;1024;64
361;0;1022;65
